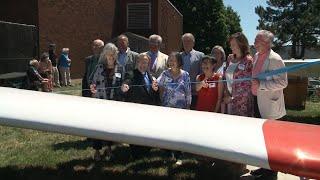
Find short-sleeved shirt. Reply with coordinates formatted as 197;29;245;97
196;73;220;112
157;69;192;109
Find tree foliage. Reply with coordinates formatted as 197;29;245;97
255;0;320;58
170;0;242;54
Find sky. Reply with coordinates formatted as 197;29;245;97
223;0;267;45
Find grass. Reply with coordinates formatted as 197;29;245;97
0;79;319;179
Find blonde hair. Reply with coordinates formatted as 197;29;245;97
211;45;226;62
98;43;118;64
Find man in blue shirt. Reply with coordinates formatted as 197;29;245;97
117;34;139;79
180;33;204;109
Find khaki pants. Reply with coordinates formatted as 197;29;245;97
52;66;60;86
59;66;71;86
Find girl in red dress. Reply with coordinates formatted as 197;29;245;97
195;56;223;112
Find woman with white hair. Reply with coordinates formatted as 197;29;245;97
89;43;127;161
58;48;71;86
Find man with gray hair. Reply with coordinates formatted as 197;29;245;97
145;34;168;78
180;33;204;109
250;30;288;179
82;39;104;97
116;34;139;79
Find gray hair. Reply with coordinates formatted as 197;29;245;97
117;34;129;43
149;34;162;46
98;43;118;64
62;48;69;53
211;45;226;62
93;39;104;47
138;53;151;63
182;33;195;43
257;30;274;47
29;59;39;66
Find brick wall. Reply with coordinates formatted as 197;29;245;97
38;0;116;78
158;0;183;54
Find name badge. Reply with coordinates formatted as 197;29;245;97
238;64;245;70
115;73;121;78
208;83;216;88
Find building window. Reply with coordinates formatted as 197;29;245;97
127;3;151;30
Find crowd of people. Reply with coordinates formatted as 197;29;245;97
24;29;287;179
80;30;287;179
27;44;72;91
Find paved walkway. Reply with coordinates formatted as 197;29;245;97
242;166;302;180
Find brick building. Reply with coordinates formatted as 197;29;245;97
0;0;183;78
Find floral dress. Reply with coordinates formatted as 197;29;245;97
226;55;254;117
157;69;192;109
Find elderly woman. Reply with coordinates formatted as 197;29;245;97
157;52;192;109
211;45;226;74
223;32;253;117
121;53;160;105
157;52;191;165
59;48;72;86
89;43;126;161
27;59;48;91
121;53;160;158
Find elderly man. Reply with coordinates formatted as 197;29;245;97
250;30;288;179
82;39;104;97
116;34;139;78
180;33;204;109
145;34;168;78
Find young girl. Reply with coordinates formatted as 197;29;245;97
195;56;223;112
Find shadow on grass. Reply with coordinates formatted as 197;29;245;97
0;146;241;180
282;116;320;125
53;139;93;150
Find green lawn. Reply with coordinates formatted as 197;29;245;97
0;80;319;179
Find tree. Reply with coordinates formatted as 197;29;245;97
225;6;242;37
224;6;243;54
255;0;320;58
170;0;242;54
